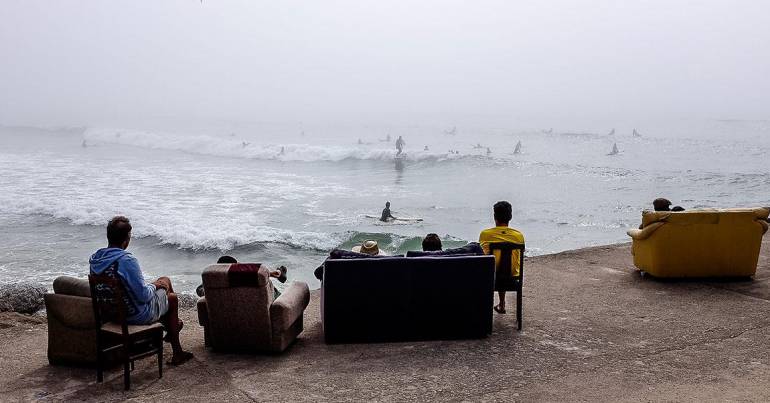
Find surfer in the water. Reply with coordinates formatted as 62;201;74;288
380;201;396;222
396;136;405;155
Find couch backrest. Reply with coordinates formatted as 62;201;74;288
201;263;274;349
641;207;769;230
322;255;495;343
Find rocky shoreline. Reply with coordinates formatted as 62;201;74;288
0;282;47;314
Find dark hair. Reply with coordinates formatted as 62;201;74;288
107;216;132;246
493;201;512;224
653;198;672;212
217;255;238;264
671;206;685;212
422;233;443;251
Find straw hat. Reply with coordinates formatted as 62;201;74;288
352;240;385;255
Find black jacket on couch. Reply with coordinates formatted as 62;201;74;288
321;254;495;343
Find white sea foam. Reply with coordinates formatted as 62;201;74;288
0;151;349;251
84;127;467;163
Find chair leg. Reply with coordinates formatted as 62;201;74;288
123;360;131;391
517;289;523;331
96;348;104;383
157;333;164;379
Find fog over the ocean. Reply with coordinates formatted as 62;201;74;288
1;1;769;128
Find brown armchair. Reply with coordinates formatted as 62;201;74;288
197;263;310;353
44;276;97;365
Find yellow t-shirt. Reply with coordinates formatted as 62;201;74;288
479;226;525;277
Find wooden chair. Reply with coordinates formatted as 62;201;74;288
488;242;525;330
88;272;164;390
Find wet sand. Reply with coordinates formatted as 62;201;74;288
2;238;770;402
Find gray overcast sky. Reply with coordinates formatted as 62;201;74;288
1;1;768;127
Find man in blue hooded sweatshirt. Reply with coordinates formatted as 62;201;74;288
90;216;193;365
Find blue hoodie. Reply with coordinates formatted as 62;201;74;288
89;248;157;324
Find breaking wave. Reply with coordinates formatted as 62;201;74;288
83;127;471;163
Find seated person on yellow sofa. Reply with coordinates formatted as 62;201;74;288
653;197;685;212
638;198;685;228
479;201;524;314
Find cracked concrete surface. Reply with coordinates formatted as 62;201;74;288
1;238;770;402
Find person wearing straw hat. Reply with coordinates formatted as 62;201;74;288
352;240;386;256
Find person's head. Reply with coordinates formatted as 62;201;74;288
653;198;672;212
352;240;383;255
107;216;132;249
493;201;512;226
671;206;685;212
422;233;442;251
217;255;238;264
385;201;390;208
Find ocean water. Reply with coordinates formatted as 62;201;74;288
1;121;768;292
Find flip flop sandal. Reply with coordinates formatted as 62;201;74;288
167;351;194;366
494;305;506;314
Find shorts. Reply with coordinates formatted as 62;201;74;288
149;288;169;322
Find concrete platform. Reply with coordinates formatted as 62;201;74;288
2;238;770;402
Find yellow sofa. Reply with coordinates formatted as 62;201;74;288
627;207;769;278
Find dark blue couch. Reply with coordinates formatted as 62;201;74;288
321;254;495;343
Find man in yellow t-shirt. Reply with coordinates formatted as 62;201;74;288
479;201;524;314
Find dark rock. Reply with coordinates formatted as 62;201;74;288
0;283;47;314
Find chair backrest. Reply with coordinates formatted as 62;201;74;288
88;271;129;336
488;242;525;291
201;263;274;350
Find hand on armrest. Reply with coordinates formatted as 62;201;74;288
270;282;310;332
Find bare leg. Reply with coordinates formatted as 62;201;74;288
157;277;193;365
494;291;507;314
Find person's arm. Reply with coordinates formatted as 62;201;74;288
478;232;490;255
119;255;157;303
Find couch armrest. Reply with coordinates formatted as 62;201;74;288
757;219;769;234
270;282;310;331
44;293;95;329
627;222;665;241
197;297;208;326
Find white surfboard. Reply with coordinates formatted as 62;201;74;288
364;214;423;222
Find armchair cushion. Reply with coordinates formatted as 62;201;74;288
202;263;268;289
53;276;90;298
